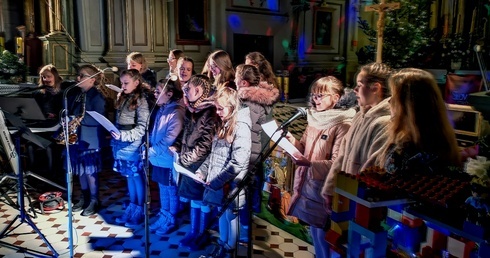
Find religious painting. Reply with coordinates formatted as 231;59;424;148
175;0;210;45
231;0;280;12
313;6;335;49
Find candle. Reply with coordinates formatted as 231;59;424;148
430;1;437;29
470;9;476;34
15;37;23;54
443;16;449;36
0;36;4;52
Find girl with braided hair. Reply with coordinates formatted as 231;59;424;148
176;74;218;250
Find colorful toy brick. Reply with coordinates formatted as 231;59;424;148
354;203;385;230
447;236;476;258
348;220;387;258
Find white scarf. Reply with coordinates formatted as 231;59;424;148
307;108;357;131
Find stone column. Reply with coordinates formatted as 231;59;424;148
39;0;75;76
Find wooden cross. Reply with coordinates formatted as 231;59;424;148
365;0;401;63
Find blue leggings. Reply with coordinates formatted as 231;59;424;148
310;226;330;258
127;172;145;206
219;208;239;249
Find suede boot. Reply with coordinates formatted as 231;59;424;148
168;186;179;216
72;189;90;212
115;203;135;224
125;205;144;227
155;210;176;236
179;207;200;247
186;210;211;251
150;212;167;231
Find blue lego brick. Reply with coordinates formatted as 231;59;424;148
331;208;355;222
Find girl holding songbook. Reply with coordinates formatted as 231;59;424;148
111;69;150;227
196;86;252;257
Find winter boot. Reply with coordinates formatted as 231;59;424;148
81;197;98;216
179;207;200;247
72;189;90;212
115;203;135;224
186;210;211;251
125;205;144;227
168;186;179;217
155;210;176;236
150;212;168;231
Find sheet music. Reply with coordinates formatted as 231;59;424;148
106;84;122;93
261;120;304;161
86;111;120;134
170;149;205;184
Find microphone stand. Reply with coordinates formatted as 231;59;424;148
61;67;113;258
143;78;173;258
193;124;288;257
474;45;489;92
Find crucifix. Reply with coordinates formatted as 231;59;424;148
365;0;401;63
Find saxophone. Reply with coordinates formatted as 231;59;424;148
54;93;85;145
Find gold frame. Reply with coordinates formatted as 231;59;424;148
313;6;335;50
175;0;210;45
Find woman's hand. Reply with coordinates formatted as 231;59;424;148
111;131;121;140
292;154;311;167
285;131;295;142
195;171;208;185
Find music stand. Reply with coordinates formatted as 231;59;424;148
0;97;66;191
0;97;47;121
0;109;59;257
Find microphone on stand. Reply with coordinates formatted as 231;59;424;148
277;107;307;131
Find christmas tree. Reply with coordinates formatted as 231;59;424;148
357;0;437;68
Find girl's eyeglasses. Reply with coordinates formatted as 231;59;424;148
78;73;91;78
310;93;332;100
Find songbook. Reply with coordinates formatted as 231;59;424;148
171;149;205;184
86;111;120;134
261;120;305;161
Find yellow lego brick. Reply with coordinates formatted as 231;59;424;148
332;193;350;213
330;221;350;235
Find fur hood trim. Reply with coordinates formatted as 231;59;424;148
238;81;280;106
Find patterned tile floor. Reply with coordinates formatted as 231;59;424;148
0;170;315;258
0;102;312;258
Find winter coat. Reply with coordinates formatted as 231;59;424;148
148;100;185;168
322;98;391;197
200;107;252;209
238;81;279;170
74;87;107;150
177;95;218;200
287;108;356;228
111;95;150;162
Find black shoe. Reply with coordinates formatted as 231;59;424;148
72;199;85;212
73;190;90;212
81;200;98;216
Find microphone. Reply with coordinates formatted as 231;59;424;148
154;74;178;104
277;107;307;131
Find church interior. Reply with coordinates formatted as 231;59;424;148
1;0;490;257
